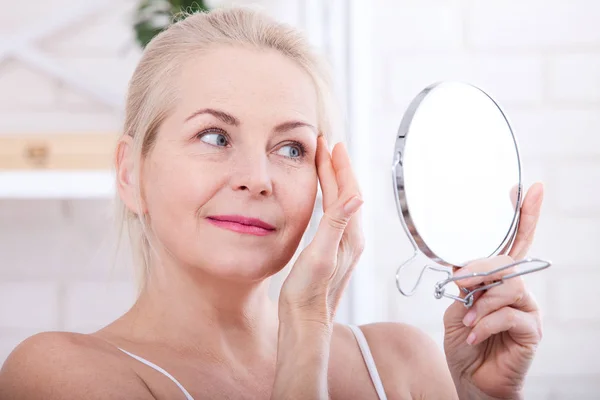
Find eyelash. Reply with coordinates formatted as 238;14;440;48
197;128;229;145
196;128;308;161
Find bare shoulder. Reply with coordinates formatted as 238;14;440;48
359;321;441;364
0;331;152;400
358;322;458;399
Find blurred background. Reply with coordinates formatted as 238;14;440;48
0;0;598;398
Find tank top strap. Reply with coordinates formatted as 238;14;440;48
348;324;388;400
117;347;195;400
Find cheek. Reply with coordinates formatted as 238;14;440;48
142;156;217;234
278;166;318;227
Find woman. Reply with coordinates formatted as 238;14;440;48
0;7;544;399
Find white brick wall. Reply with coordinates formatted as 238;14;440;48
530;216;600;267
0;0;598;398
378;1;464;51
553;163;600;215
0;0;138;366
0;282;60;330
0;61;58;108
467;0;600;49
549;54;600;103
0;199;134;331
506;109;600;159
64;281;136;332
387;55;544;108
550;270;600;322
375;0;600;397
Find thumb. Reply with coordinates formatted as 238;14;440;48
309;195;363;262
443;279;485;330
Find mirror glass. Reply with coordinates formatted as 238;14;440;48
393;81;521;267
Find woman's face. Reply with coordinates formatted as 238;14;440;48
141;46;320;282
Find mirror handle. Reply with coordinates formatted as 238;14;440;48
435;258;552;308
396;253;451;296
397;257;552;308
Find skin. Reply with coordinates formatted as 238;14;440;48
0;45;544;400
445;184;545;400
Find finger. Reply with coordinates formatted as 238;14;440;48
461;278;538;328
509;182;544;260
443;287;485;329
308;193;363;266
452;255;516;289
334;142;363;256
329;253;361;310
344;208;364;260
332;140;363;249
332;141;361;199
331;211;365;287
316;135;338;210
466;307;542;347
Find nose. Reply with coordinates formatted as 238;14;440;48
230;153;273;197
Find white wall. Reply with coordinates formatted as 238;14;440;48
0;0;599;398
0;0;140;362
372;0;600;398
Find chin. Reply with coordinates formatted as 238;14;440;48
196;252;290;283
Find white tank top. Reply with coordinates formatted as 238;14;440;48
118;324;387;400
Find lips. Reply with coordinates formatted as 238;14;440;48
207;215;276;231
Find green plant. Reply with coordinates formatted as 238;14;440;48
134;0;210;48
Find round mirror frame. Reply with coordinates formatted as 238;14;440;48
391;81;523;268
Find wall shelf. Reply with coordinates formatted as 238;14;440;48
0;170;115;198
0;133;117;198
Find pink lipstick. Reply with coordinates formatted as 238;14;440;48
206;215;276;236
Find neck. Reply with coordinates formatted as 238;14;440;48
112;259;280;361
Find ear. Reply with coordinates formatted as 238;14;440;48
115;135;147;215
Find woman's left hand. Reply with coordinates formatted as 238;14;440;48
443;182;545;400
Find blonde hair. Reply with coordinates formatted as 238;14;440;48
115;7;341;293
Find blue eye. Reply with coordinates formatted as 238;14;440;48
199;131;228;147
277;143;305;159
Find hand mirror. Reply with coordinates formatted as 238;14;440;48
392;81;551;307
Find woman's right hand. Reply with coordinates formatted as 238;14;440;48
280;135;364;326
271;135;364;399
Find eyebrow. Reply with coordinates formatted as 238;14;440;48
185;108;317;135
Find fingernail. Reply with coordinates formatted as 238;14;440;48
466;332;476;345
319;135;329;150
463;310;476;327
454;268;470;278
343;196;363;215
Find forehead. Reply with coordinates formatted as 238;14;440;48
176;46;318;122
